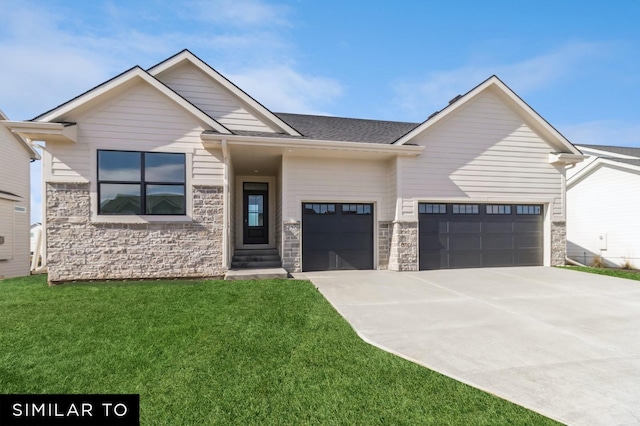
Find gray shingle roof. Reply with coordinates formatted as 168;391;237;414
580;144;640;158
602;158;640;167
274;113;420;144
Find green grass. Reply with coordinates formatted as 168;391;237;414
0;275;558;425
561;265;640;281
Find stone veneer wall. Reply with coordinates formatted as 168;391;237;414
388;221;418;271
47;183;224;283
551;221;567;266
378;221;392;270
282;220;301;273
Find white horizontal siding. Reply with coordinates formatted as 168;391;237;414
284;156;391;221
567;164;640;267
156;63;276;133
399;90;563;219
47;82;223;185
0;124;30;278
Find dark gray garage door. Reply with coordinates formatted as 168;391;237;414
419;203;543;270
302;203;374;272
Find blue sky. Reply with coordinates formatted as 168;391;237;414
1;0;639;223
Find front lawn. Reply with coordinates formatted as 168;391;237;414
0;275;557;425
561;266;640;281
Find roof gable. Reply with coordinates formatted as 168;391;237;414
394;75;581;155
568;157;640;188
148;50;301;136
33;66;231;134
569;145;640;186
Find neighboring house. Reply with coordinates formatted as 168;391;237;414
0;110;40;279
30;222;42;255
2;50;584;283
567;144;640;268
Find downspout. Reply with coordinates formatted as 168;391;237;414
221;139;230;269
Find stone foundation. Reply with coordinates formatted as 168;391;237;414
282;220;301;273
388;221;418;271
551;221;567;266
46;183;225;283
378;221;392;270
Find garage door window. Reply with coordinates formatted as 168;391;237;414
516;205;541;215
452;204;479;214
419;204;446;214
304;203;336;215
342;204;372;215
486;205;512;215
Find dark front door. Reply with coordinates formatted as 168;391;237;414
243;182;268;245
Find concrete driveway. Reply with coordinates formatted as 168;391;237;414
301;267;640;426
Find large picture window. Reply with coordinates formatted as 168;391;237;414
98;150;186;215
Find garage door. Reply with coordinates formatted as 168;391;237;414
302;203;373;272
419;203;543;270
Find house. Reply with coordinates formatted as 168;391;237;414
30;222;42;255
0;110;40;279
2;50;584;283
567;144;640;268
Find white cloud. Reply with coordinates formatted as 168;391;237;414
1;0;344;222
228;66;343;114
184;0;290;27
392;41;610;121
560;120;640;147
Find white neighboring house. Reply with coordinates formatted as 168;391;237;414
0;109;40;279
30;222;42;255
567;144;640;268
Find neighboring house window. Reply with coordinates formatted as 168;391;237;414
419;204;446;214
486;205;511;215
516;205;541;215
452;204;479;214
98;150;186;215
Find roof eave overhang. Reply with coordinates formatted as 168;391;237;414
2;120;76;145
0;192;22;202
549;152;587;165
201;133;424;156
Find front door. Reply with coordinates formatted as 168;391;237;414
243;182;269;245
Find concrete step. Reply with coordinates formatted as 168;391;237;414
232;254;281;262
233;249;279;256
231;260;282;269
225;268;289;281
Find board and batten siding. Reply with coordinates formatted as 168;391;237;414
398;90;563;219
155;62;277;133
567;164;640;267
0;123;31;278
46;82;224;185
283;156;391;221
